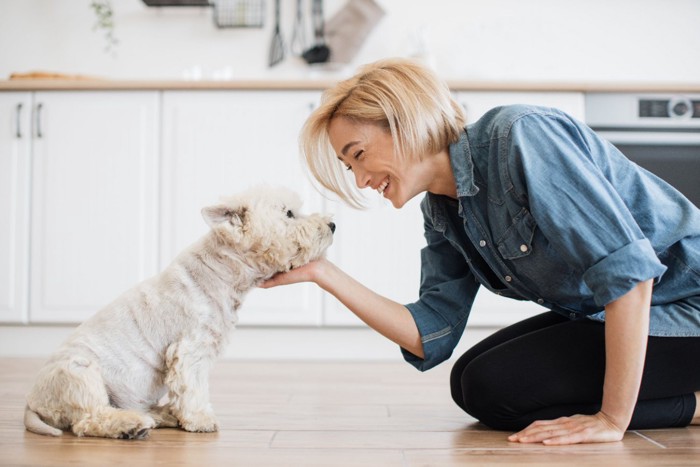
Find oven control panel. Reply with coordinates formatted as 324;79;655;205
639;97;700;119
585;93;700;128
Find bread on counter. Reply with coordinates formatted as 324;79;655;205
9;71;102;80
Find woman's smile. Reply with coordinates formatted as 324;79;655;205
328;117;405;206
377;176;390;195
327;116;456;208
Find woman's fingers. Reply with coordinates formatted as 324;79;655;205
508;414;624;445
259;261;321;288
509;418;575;443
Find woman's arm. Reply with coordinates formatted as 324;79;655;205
261;258;425;358
600;278;652;429
509;278;653;445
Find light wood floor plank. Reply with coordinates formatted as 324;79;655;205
2;357;699;466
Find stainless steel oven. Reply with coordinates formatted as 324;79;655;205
585;93;700;207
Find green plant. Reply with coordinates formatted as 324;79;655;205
90;0;118;55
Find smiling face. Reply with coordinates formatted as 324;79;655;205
301;59;466;209
328;117;453;209
328;117;416;208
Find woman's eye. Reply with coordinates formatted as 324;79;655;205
286;210;295;219
354;150;364;160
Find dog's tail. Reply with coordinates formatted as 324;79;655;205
24;406;62;437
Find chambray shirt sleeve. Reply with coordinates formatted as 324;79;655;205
508;110;667;306
401;197;480;371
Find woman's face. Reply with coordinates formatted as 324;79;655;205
328;117;425;209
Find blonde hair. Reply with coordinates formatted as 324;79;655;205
300;58;466;209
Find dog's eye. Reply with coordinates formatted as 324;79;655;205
286;210;295;219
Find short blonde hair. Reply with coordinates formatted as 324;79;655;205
300;58;466;209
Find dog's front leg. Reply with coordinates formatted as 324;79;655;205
164;340;218;432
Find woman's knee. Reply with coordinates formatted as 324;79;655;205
451;357;521;430
449;361;468;411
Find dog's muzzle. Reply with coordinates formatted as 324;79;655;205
328;222;336;234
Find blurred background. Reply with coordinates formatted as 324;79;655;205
1;0;699;83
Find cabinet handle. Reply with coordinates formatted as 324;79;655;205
35;103;43;139
15;103;22;139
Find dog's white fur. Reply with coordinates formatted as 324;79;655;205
24;185;334;439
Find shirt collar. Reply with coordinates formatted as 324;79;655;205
449;128;480;198
425;129;479;233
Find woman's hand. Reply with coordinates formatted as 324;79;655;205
259;259;328;288
260;257;424;358
508;412;625;445
510;280;652;446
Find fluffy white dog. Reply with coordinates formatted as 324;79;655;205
24;185;334;439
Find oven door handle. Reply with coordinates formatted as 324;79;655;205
595;130;700;145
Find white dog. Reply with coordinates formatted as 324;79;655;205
24;185;334;439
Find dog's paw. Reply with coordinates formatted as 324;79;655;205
115;414;156;440
119;426;151;440
150;410;180;428
179;411;219;433
73;411;156;439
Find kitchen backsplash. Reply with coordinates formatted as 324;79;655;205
1;0;698;83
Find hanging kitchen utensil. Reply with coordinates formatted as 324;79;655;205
290;0;308;55
268;0;285;66
302;0;330;64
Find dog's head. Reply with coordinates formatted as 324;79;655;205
201;185;335;275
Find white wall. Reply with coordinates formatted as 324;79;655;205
0;0;698;83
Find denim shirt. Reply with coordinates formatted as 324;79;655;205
402;105;700;371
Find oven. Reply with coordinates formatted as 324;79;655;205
585;93;700;208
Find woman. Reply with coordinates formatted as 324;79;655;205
262;58;700;445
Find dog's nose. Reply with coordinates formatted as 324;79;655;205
328;222;336;234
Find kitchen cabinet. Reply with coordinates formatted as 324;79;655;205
161;90;432;327
456;91;585;122
0;93;32;323
323;196;425;326
0;87;587;331
162;90;585;328
161;90;325;326
26;91;159;323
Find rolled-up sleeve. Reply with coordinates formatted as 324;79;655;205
401;198;480;371
508;111;667;306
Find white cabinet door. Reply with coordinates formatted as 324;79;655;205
456;91;585;123
324;195;426;326
0;93;32;323
29;92;159;323
161;90;324;326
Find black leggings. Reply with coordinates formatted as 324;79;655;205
450;311;700;431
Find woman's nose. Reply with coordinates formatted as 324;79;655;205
353;167;371;189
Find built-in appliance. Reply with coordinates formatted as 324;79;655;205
585;93;700;207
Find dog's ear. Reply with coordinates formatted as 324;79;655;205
201;204;246;229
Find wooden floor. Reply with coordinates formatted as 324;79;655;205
2;358;700;466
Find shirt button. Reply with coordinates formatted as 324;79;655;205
537;298;544;304
479;240;486;247
520;244;528;252
569;312;577;320
504;275;512;282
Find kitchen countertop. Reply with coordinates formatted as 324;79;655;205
1;79;700;93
